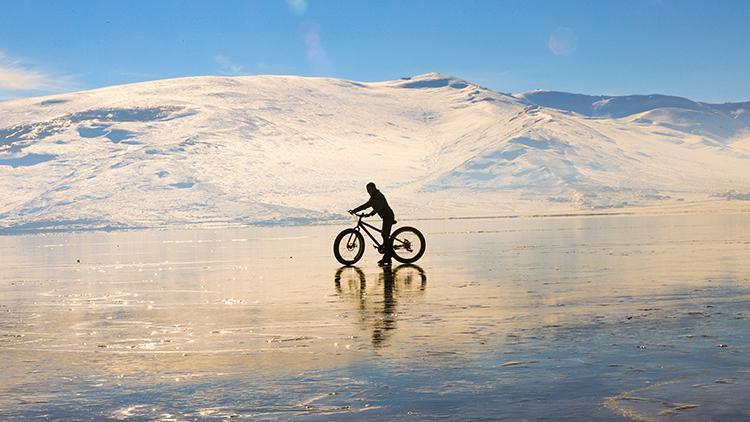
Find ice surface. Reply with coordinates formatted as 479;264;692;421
1;214;749;419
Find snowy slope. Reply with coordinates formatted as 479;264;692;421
515;90;750;140
1;73;749;233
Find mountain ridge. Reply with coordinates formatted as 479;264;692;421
514;90;750;118
1;73;749;234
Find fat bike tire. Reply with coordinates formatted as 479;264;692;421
389;226;426;264
333;228;365;265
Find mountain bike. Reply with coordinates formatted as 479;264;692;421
333;214;426;265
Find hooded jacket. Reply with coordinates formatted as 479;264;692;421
352;188;395;222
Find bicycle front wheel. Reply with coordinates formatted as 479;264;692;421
389;226;426;263
333;228;365;265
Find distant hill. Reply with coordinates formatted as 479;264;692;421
1;73;749;233
514;90;750;139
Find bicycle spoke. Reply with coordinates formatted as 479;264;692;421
390;227;424;263
334;229;365;265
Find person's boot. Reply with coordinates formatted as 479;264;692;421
377;257;392;266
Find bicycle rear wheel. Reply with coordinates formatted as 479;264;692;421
393;264;427;291
389;226;426;264
333;228;365;265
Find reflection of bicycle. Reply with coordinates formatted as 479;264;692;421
334;264;427;293
334;265;367;294
333;264;427;348
388;264;427;291
333;213;426;265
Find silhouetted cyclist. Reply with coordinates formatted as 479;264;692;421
349;182;395;266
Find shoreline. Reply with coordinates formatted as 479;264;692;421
1;200;749;237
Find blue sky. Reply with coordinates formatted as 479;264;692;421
1;0;748;102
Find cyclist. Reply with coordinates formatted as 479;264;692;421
349;182;395;266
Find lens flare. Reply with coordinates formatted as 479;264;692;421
286;0;307;16
548;27;577;56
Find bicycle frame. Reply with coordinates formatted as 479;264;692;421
337;214;420;264
353;215;385;249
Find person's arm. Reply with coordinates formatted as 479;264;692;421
349;200;372;214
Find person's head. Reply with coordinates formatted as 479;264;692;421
366;182;377;195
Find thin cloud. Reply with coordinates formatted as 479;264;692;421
215;54;245;75
303;27;334;73
0;51;77;92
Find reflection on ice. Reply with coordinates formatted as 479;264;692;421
335;265;427;348
1;214;750;419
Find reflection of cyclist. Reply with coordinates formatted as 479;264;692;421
333;265;427;348
349;182;395;266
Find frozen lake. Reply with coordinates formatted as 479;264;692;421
1;214;749;420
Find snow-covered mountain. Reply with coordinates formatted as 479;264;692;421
515;90;750;140
1;73;749;233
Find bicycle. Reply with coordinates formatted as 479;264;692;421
333;213;426;265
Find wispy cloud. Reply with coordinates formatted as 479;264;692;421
284;1;333;74
0;51;77;94
214;54;245;75
303;26;334;74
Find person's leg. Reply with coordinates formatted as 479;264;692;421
380;219;393;263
